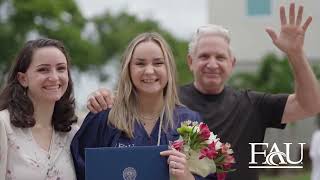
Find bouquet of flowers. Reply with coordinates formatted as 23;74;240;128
170;120;235;180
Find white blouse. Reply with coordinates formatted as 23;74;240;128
310;130;320;180
0;109;78;180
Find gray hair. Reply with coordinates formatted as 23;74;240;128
188;24;232;57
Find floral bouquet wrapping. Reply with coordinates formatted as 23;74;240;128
170;121;235;180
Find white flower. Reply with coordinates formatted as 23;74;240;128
192;125;200;133
192;121;199;126
205;132;218;144
215;141;222;150
181;120;192;126
224;143;234;154
227;149;234;154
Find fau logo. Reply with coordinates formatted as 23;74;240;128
249;143;305;169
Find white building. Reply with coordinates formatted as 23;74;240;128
208;0;320;71
208;1;320;158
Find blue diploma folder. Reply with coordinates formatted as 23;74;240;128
85;145;169;180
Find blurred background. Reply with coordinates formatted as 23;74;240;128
0;0;319;179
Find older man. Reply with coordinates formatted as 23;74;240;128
87;3;320;180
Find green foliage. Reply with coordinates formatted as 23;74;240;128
313;62;320;78
229;54;320;93
94;12;158;60
92;12;190;83
0;0;190;85
261;171;310;180
0;0;93;84
174;44;191;85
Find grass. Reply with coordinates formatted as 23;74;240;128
261;171;310;180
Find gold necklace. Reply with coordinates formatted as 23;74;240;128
138;112;160;126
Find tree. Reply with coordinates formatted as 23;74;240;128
0;0;105;84
229;54;320;93
229;54;306;93
0;0;192;85
85;11;191;83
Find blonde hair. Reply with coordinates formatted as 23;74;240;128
108;32;181;138
188;24;232;57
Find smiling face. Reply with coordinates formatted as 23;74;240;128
18;47;69;104
129;40;168;97
188;35;235;94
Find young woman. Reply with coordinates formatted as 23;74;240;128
71;32;207;180
0;38;78;179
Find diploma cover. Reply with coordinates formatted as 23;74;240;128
85;145;169;180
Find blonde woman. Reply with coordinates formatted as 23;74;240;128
71;32;210;180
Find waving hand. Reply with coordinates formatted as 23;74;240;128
265;3;312;56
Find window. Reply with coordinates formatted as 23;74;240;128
247;0;271;16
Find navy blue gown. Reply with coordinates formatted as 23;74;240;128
71;105;216;180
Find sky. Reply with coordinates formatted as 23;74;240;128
75;0;208;40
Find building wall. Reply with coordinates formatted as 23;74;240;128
208;0;320;63
208;1;319;162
